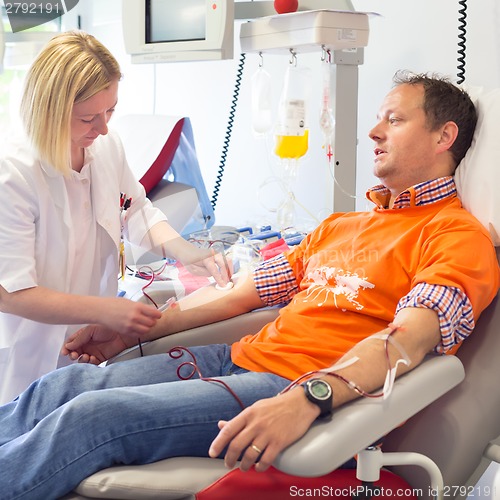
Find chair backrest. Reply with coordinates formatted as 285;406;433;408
384;84;500;497
383;280;500;494
112;114;215;236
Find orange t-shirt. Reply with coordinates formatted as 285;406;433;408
231;194;499;381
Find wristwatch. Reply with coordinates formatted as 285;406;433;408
303;378;333;418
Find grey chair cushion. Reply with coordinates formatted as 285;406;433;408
383;293;500;493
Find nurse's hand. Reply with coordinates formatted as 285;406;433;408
61;298;161;363
99;297;162;336
181;246;233;287
61;325;134;364
147;223;232;287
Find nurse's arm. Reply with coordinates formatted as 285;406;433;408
62;271;264;363
0;284;161;337
140;221;230;286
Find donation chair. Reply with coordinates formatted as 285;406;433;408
65;88;500;499
64;288;500;500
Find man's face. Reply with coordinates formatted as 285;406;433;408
369;83;443;196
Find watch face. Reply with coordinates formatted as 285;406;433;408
309;379;331;400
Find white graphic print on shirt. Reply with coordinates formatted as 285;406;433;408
297;266;375;310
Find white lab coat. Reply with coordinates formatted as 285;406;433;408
0;130;167;404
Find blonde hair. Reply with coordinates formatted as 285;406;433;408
20;30;122;174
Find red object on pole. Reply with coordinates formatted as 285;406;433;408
274;0;299;14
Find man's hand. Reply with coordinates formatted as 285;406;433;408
208;387;319;472
61;325;135;365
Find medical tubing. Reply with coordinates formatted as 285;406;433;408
279;324;401;399
457;0;467;84
143;324;401;410
210;52;247;210
168;346;246;409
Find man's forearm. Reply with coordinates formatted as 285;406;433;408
143;271;264;342
322;307;441;409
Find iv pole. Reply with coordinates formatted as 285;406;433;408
331;47;363;212
238;3;366;213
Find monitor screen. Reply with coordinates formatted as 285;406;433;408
147;0;205;44
123;0;234;63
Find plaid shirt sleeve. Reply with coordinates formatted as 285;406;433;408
396;282;475;354
253;254;299;306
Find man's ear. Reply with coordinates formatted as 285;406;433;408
436;121;459;153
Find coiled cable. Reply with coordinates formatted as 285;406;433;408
457;0;467;84
210;52;247;210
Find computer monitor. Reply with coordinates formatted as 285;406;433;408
122;0;234;63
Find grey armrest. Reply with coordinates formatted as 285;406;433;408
76;326;465;500
274;354;465;477
110;309;464;479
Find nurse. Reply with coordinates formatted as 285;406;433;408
0;31;229;404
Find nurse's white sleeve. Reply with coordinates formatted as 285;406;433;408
0;157;39;293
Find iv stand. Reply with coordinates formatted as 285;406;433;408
239;8;367;213
331;47;363;212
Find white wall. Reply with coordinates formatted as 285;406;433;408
68;0;500;487
354;0;500;206
77;0;500;231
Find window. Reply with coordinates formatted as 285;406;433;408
0;5;63;145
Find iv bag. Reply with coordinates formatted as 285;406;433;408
319;61;335;148
275;65;311;160
251;67;273;134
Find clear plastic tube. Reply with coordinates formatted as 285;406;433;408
251;65;273;135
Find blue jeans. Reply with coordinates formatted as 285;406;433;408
0;344;291;499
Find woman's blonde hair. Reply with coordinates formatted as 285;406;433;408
20;30;122;174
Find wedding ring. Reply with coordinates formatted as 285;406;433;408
250;444;262;454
